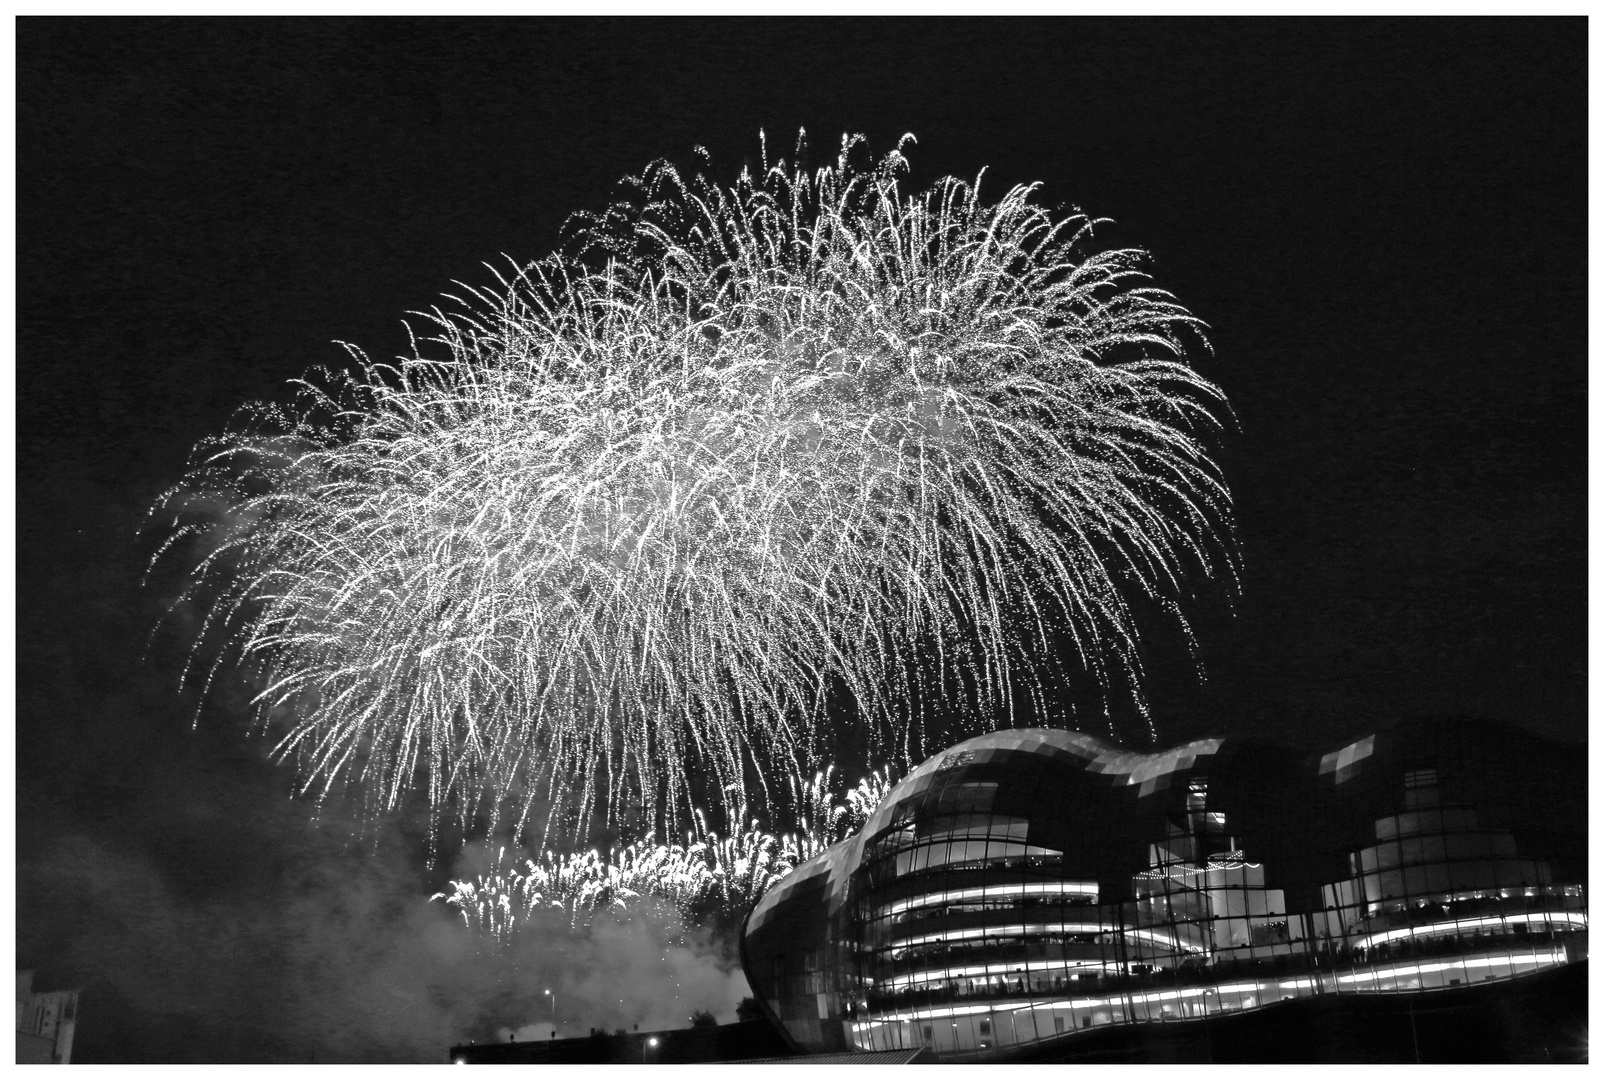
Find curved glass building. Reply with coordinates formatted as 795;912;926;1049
740;719;1586;1059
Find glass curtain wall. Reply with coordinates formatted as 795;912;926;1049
741;722;1587;1059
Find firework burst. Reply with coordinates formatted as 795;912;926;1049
150;130;1233;847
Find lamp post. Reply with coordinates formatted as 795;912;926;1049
544;989;556;1037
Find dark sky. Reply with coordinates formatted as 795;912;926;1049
16;18;1585;1062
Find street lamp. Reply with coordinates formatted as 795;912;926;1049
544;989;556;1037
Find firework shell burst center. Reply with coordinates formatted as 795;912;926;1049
152;130;1234;850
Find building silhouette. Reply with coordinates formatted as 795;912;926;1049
15;971;78;1065
740;718;1586;1061
448;1019;790;1064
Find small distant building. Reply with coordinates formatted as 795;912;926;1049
16;971;78;1064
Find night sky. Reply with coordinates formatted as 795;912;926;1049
16;18;1585;1063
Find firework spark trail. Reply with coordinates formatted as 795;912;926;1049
435;766;899;940
151;130;1234;849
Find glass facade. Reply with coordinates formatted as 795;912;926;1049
740;720;1586;1059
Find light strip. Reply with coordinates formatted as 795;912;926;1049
885;921;1201;953
882;881;1100;916
888;921;1109;949
876;960;1110;991
875;937;1260;991
1335;949;1567;984
1200;978;1315;995
865;984;1255;1025
1124;926;1206;951
1348;911;1585;949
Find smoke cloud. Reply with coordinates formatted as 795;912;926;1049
20;826;749;1063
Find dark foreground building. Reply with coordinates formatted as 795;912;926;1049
741;718;1587;1062
449;1019;791;1064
